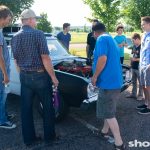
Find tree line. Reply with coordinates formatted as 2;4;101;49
1;0;150;32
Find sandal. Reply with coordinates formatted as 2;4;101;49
114;144;126;150
93;130;115;143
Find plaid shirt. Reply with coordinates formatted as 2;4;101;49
11;25;49;71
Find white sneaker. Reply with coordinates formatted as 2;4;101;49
0;121;16;129
137;96;144;101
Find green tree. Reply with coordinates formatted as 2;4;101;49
0;0;34;22
83;0;121;31
36;13;52;33
123;0;150;29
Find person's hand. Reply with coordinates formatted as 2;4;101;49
91;75;97;86
119;44;123;48
131;57;136;62
3;74;9;84
51;76;59;87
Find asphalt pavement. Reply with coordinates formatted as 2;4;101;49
0;86;150;150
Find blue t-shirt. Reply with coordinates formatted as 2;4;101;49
57;32;71;50
93;33;123;89
140;32;150;68
114;35;127;57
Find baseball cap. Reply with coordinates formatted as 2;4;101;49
20;9;41;19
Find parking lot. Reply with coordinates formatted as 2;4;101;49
0;86;150;150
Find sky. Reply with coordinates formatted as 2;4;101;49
31;0;92;27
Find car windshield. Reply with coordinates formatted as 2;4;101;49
46;38;69;57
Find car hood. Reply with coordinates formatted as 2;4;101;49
50;54;78;66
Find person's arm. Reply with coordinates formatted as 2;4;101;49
86;33;91;58
91;55;107;86
123;36;128;47
131;57;140;62
86;44;90;58
0;46;9;84
41;54;59;87
14;59;20;72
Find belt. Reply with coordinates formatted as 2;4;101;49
21;69;45;73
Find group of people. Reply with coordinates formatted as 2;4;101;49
87;18;150;150
0;4;150;150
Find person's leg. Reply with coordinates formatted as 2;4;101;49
20;73;36;144
101;120;109;134
34;72;55;142
120;57;124;64
131;69;137;97
0;88;7;124
106;118;123;146
138;67;150;113
146;86;150;108
136;70;143;97
143;87;148;105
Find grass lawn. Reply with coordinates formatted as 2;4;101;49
71;32;87;44
70;32;137;44
70;31;131;64
70;48;130;65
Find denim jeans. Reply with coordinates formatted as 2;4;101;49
0;88;8;124
131;69;143;96
20;71;55;144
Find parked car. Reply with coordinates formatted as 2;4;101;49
4;30;132;121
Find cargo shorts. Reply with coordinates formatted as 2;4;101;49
140;66;150;87
96;89;120;119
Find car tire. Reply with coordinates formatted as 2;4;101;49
37;94;69;122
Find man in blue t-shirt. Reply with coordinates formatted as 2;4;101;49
91;23;125;150
57;23;71;51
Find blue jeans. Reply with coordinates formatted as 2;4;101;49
20;71;55;144
0;88;8;124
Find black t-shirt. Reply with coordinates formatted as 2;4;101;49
87;32;96;57
131;44;141;69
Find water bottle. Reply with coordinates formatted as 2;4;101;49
5;84;10;94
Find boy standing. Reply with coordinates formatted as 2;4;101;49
126;33;143;100
114;25;127;64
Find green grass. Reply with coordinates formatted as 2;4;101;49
70;48;86;57
70;32;87;44
70;31;130;64
70;31;143;44
70;48;130;62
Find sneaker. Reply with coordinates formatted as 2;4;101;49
7;114;15;121
114;144;126;150
137;96;144;101
0;121;16;129
136;104;147;110
138;108;150;115
126;95;136;99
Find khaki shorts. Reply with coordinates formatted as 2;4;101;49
140;66;150;87
96;89;120;119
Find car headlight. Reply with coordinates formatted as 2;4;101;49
87;83;98;98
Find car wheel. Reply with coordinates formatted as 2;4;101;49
37;94;69;122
